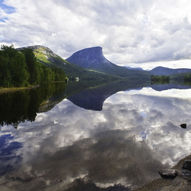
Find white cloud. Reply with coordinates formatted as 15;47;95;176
1;0;191;67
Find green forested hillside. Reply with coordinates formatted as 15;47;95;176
0;45;66;87
30;45;121;87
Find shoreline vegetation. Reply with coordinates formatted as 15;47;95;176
0;80;67;95
0;85;39;94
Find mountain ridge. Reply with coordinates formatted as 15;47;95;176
20;45;123;88
19;45;191;85
66;46;150;80
20;45;151;84
150;66;191;76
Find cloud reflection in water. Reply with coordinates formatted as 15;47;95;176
1;88;191;190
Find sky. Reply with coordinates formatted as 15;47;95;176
1;0;191;69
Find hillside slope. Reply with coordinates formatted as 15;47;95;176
25;45;121;86
66;47;150;81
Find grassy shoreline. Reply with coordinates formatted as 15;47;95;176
0;81;66;95
0;85;39;95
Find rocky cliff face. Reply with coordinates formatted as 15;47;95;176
66;46;114;70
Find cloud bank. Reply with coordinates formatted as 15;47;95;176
1;0;191;66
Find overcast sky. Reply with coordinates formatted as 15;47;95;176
1;0;191;68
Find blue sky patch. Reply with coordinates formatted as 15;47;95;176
0;0;15;14
0;134;22;176
0;17;8;22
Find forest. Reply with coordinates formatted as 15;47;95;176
0;45;67;87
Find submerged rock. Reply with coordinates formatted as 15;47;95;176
182;169;191;180
180;123;187;129
158;169;178;179
182;160;191;171
181;160;191;180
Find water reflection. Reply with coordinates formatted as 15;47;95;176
0;82;189;127
1;85;191;190
0;83;66;127
7;130;163;190
150;83;191;91
67;80;145;111
0;134;22;176
67;82;191;111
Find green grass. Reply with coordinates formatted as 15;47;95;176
34;47;69;65
33;47;50;64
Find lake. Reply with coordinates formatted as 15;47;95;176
0;82;191;191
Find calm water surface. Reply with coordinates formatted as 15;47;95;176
0;83;191;191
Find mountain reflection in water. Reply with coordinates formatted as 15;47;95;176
0;83;191;190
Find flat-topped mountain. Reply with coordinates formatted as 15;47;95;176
66;47;150;80
66;46;114;70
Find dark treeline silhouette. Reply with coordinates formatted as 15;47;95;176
184;73;191;83
151;75;170;84
0;45;66;87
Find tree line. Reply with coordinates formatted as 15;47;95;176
0;45;67;87
151;75;170;84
